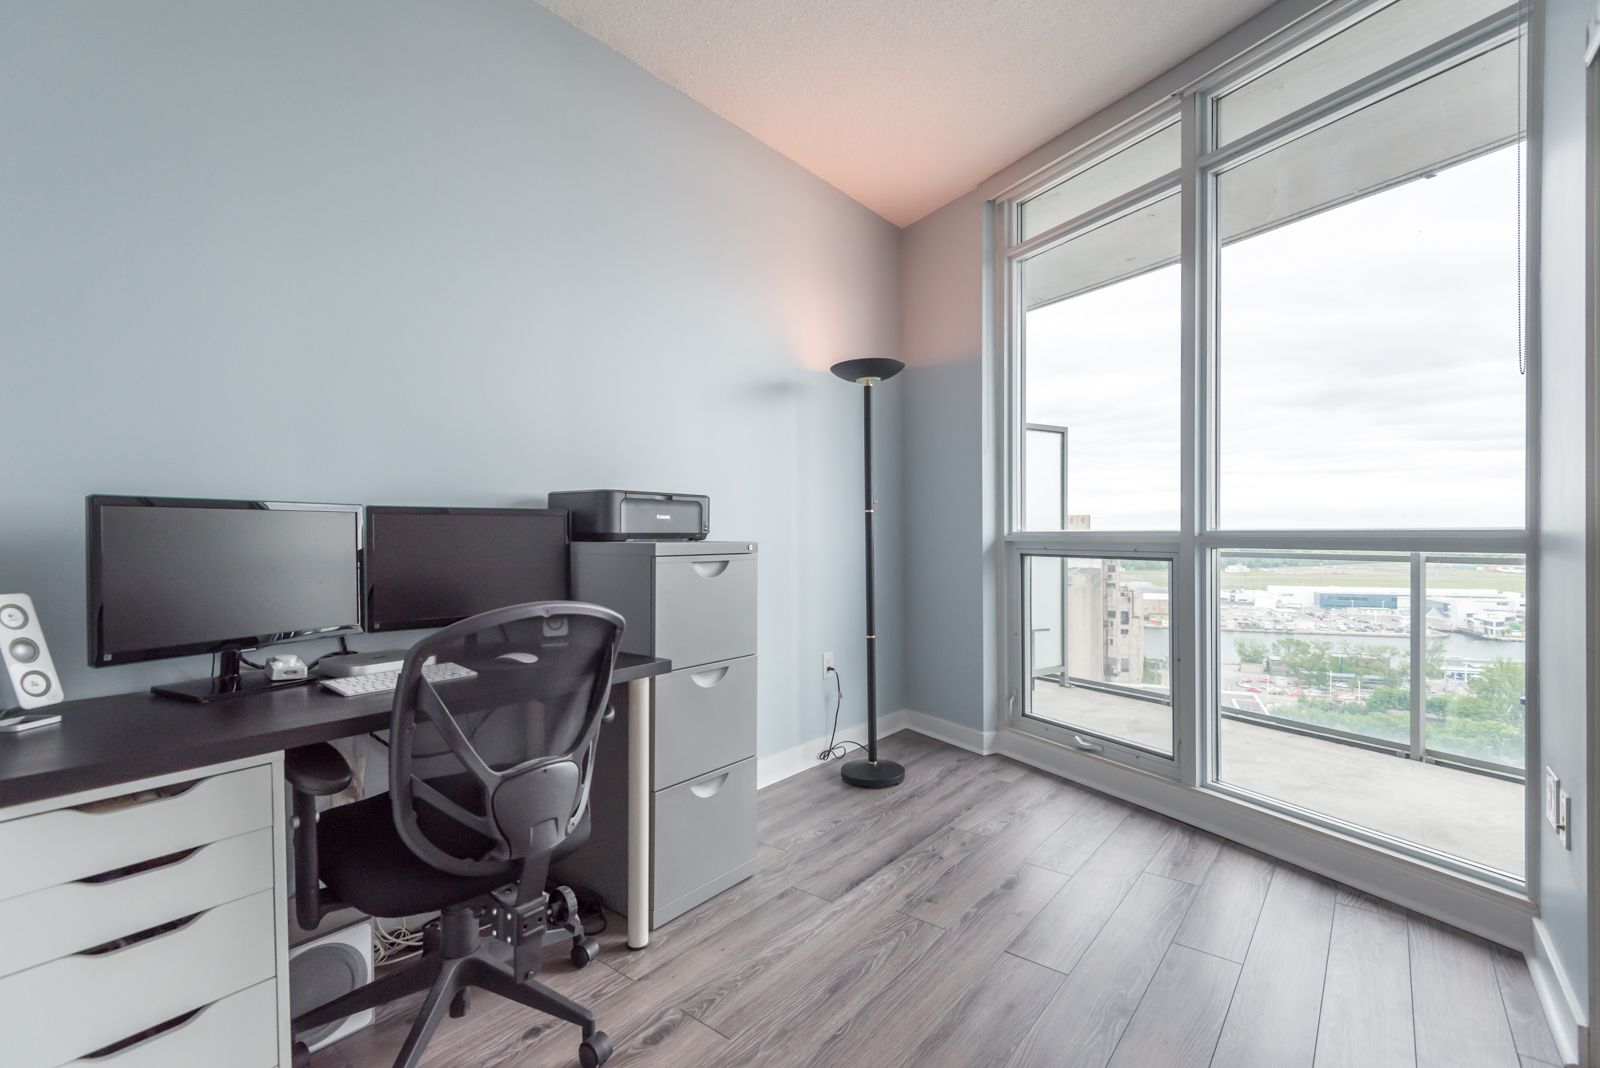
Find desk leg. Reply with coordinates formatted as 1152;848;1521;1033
627;677;651;949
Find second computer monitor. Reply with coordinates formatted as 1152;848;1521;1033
363;507;569;632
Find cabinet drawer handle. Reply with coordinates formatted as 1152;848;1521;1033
83;1003;206;1059
78;846;200;885
80;910;203;956
689;773;729;798
690;560;729;579
690;666;729;688
72;778;201;814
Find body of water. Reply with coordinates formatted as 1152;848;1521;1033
1142;627;1523;664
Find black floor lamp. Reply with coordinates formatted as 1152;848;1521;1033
831;357;905;789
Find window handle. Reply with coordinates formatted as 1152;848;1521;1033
1071;735;1104;753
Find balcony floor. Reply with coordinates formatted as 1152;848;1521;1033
1030;681;1523;877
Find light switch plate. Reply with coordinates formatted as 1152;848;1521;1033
1560;789;1572;850
1545;768;1561;831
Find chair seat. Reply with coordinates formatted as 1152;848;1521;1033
317;793;516;917
317;792;595;919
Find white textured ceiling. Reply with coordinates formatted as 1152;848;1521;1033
533;0;1278;226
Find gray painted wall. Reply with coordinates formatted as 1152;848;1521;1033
899;196;989;734
1535;0;1591;1024
0;0;904;761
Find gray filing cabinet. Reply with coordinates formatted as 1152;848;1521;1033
555;540;758;929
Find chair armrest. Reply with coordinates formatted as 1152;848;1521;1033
284;743;350;930
285;743;353;797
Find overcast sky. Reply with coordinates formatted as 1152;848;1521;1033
1025;144;1523;531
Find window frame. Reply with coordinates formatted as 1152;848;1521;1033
993;0;1537;895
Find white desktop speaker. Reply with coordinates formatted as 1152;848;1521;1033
0;594;64;710
289;918;375;1052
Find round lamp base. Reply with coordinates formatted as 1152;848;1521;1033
840;758;905;789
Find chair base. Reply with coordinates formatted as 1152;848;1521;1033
292;903;609;1068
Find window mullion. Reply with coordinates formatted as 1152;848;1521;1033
1411;551;1427;760
1177;89;1208;787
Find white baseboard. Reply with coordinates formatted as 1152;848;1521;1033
899;708;996;755
757;710;908;789
1530;917;1587;1066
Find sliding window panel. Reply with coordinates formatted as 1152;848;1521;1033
1019;120;1179;241
1024;555;1173;757
1215;40;1526;531
1422;556;1526;773
1021;194;1181;531
1215;551;1523;879
1214;0;1511;147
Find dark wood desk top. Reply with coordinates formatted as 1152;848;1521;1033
0;653;670;808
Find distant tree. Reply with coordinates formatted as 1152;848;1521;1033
1269;638;1332;683
1454;659;1525;724
1365;687;1409;714
1235;639;1268;665
1424;636;1448;680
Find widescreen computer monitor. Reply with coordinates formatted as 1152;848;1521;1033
86;495;363;701
363;507;569;632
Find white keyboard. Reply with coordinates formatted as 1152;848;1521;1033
319;662;477;697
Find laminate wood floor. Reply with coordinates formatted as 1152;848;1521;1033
312;732;1565;1068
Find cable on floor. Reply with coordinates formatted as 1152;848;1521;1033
817;667;867;762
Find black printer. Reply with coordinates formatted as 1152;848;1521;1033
547;490;710;541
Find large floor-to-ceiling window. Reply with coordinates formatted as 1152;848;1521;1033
1001;0;1530;886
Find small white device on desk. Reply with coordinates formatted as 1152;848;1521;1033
0;594;63;733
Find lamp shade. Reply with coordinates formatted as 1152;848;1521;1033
830;358;905;384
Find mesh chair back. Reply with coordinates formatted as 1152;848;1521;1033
387;601;623;878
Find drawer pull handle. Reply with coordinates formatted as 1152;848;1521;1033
690;773;729;798
83;1004;205;1059
80;910;203;956
690;560;729;579
78;846;200;885
72;778;201;814
690;666;729;688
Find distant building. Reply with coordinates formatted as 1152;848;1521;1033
1064;560;1151;686
1316;591;1399;610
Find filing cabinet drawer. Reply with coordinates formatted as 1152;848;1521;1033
0;889;278;1068
654;656;757;789
0;765;274;902
654;555;757;669
67;977;278;1068
0;827;274;978
653;757;756;918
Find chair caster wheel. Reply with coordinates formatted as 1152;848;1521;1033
579;1030;613;1067
572;936;600;968
291;1040;312;1068
450;988;471;1018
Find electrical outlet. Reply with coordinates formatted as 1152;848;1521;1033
822;651;834;677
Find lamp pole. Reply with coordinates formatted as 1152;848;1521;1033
831;358;905;789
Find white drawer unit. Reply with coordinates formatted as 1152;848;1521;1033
66;978;279;1068
0;763;275;901
0;755;290;1068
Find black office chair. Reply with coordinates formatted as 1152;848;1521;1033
285;601;625;1068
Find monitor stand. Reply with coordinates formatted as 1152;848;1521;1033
151;650;312;704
